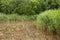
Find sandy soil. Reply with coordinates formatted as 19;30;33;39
0;21;60;40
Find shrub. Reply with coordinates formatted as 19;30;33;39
0;0;36;15
36;9;60;36
0;0;60;15
31;0;60;13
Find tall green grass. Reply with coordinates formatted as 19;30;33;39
36;9;60;36
0;13;37;21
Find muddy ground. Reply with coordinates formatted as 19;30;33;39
0;21;60;40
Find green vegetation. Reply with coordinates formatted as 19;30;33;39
36;9;60;36
0;0;60;39
0;0;60;15
0;13;37;21
0;0;60;35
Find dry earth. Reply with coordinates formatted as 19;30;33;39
0;21;60;40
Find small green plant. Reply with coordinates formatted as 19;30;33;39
36;9;60;36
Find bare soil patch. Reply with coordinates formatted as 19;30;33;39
0;21;60;40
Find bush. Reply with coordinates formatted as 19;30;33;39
0;0;60;15
31;0;60;13
0;0;36;15
36;9;60;36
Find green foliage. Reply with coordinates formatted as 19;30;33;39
36;9;60;36
0;13;37;21
34;0;60;13
0;0;60;15
0;0;36;15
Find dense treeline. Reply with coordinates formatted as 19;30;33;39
0;0;60;15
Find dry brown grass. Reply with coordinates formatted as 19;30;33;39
0;21;60;40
